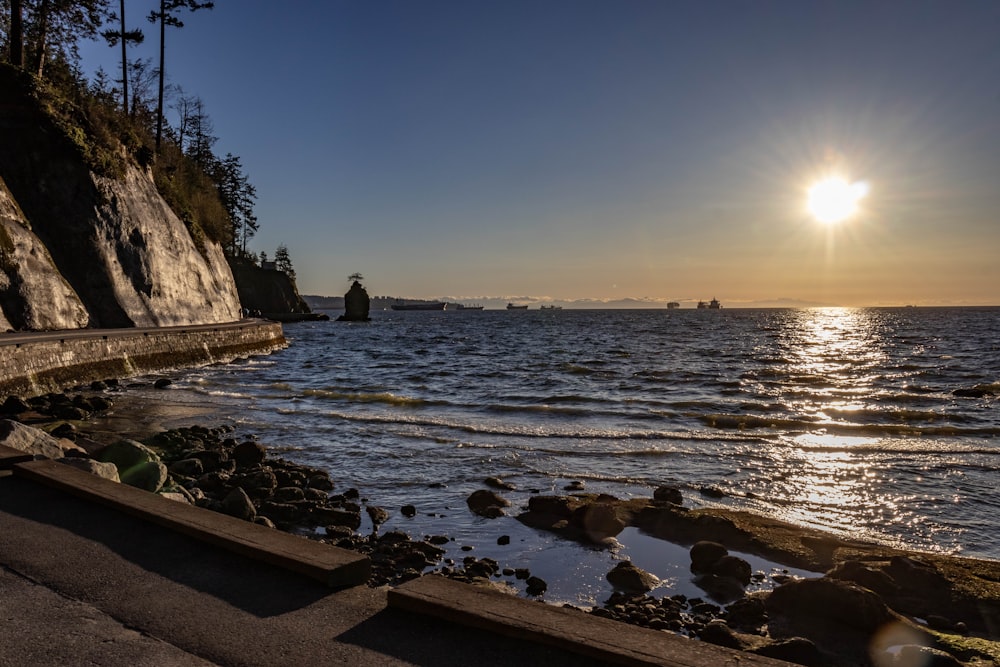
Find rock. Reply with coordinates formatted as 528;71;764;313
153;378;172;389
168;458;205;477
525;576;548;596
606;561;660;593
273;486;306;502
653;485;683;505
497;535;510;545
158;492;192;504
337;280;371;322
827;560;900;597
765;578;894;632
221;487;257;521
889;645;963;667
254;516;276;529
324;524;353;539
401;504;417;518
484;476;516;490
97;439;160;476
366;505;390;527
231;441;266;469
307;473;334;491
690;540;728;572
699;619;743;649
952;386;993;398
257;501;304;525
1;396;31;415
57;458;120;482
234;469;278;499
120;461;169;492
694;574;746;602
725;595;767;628
573;503;625;542
186;449;229;473
314;507;361;530
711;555;752;585
50;422;76;440
466;490;510;518
699;485;725;498
0;420;64;458
564;480;585;491
752;637;821;666
526;495;576;518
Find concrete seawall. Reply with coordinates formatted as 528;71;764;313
0;320;286;397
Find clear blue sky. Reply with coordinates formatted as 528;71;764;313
79;0;1000;306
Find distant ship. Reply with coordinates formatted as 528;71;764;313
457;304;484;310
539;305;562;310
390;302;447;311
697;298;722;309
506;303;529;310
667;302;680;309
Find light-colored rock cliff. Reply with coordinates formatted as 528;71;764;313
0;177;91;331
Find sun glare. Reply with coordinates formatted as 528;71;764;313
807;177;869;224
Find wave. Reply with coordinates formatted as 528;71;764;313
699;412;1000;437
301;388;446;407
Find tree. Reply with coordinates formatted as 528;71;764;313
101;0;144;115
9;0;23;66
168;86;198;152
258;251;268;266
274;245;295;280
23;0;110;79
211;152;257;255
184;96;216;168
147;0;213;153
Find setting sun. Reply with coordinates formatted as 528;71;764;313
807;177;869;224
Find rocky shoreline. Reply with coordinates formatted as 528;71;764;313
2;383;999;667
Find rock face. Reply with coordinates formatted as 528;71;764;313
337;281;371;322
0;65;241;330
227;256;310;316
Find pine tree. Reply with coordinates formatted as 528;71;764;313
274;245;295;280
101;0;143;114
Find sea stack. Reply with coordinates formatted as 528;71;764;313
338;280;371;321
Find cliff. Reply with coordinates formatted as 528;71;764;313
0;65;241;331
227;256;310;317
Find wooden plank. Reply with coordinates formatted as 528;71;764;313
0;443;34;469
389;576;794;667
12;459;370;588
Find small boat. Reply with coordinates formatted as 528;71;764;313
390;301;447;311
667;302;680;309
506;303;528;310
539;305;562;310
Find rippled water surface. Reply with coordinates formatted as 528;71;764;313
106;307;1000;599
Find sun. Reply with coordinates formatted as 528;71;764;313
807;177;869;224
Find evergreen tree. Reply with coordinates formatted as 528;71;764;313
22;0;110;78
147;0;213;152
9;0;24;66
101;0;144;115
211;152;258;256
274;245;295;280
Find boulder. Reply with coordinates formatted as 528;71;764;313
606;561;660;593
0;419;64;459
366;505;390;527
1;396;31;415
690;540;728;572
221;487;257;521
484;476;516;490
572;503;625;542
97;439;160;476
653;485;683;505
231;440;266;469
752;637;821;666
694;573;746;602
57;458;120;482
699;619;743;649
120;461;169;492
765;578;894;632
466;490;510;518
711;555;752;585
168;458;205;477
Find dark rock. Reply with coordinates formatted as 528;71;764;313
827;560;899;597
497;535;510;546
514;568;530;580
484;476;516;490
572;503;625;542
652;485;683;505
752;637;821;666
50;422;76;439
765;578;893;632
196;470;232;493
401;504;417;518
606;561;659;593
337;280;371;322
466;490;510;518
90;380;107;390
307;473;334;491
324;524;354;539
234;469;278;499
952;386;993;398
711;555;752;585
273;486;306;502
694;574;746;603
699;619;743;649
427;535;449;545
343;488;360;500
257;501;304;524
890;645;963;667
725;596;767;628
690;540;728;572
121;461;168;492
525;576;548;596
314;507;361;530
54;405;87;420
168;458;205;477
187;450;228;473
221;487;257;521
1;396;31;414
153;378;172;389
699;485;725;498
88;396;113;411
526;495;576;518
366;505;390;527
231;441;266;469
564;480;585;491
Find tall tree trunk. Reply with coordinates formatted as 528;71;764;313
9;0;23;67
34;0;51;78
119;0;128;114
155;0;166;152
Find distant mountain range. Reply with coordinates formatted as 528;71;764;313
302;294;833;310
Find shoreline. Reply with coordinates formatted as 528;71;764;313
3;383;999;666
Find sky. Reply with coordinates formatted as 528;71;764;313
77;0;1000;306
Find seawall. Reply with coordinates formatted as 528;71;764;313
0;320;286;397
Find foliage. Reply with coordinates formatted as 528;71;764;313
274;244;295;279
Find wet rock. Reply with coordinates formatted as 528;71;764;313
765;577;893;632
952;386;993;398
752;637;821;666
57;457;120;482
234;469;278;499
168;458;204;477
221;487;257;521
98;439;161;474
690;540;728;572
257;501;304;525
314;506;361;530
699;485;725;499
652;485;683;505
232;441;266;469
324;524;353;539
307;473;334;491
725;595;767;629
887;645;963;667
273;486;306;503
401;504;417;518
526;576;548;596
153;378;172;389
827;560;899;597
1;396;31;415
196;470;232;494
121;461;169;492
53;405;87;420
606;561;660;593
564;480;585;491
366;505;390;527
572;503;625;542
484;476;516;490
497;535;510;545
699;619;743;649
711;555;752;585
466;490;510;518
50;423;76;440
694;573;745;602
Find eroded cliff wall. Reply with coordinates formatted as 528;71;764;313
0;65;241;331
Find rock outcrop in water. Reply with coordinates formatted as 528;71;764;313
0;64;241;331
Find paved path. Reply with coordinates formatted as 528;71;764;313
0;319;267;347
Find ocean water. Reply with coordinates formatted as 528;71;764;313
100;307;1000;604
